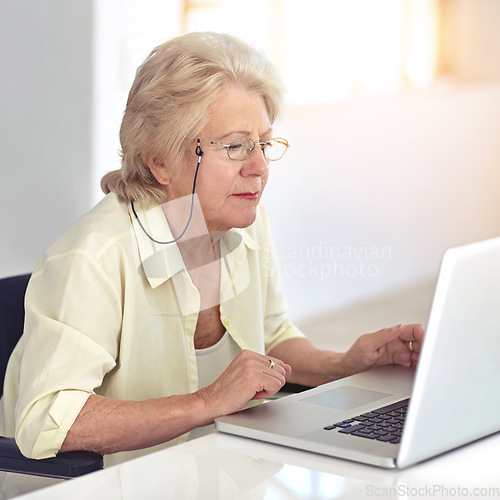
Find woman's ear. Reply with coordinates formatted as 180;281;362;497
146;158;170;185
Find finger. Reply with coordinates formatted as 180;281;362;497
252;370;287;400
365;324;405;350
253;389;276;400
263;363;288;389
262;356;292;378
272;358;292;378
399;324;425;352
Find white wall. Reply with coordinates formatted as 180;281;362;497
265;0;500;321
265;82;500;321
0;0;93;277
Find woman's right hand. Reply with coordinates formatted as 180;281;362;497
60;350;291;456
197;349;292;420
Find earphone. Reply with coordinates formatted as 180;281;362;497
131;140;203;245
195;141;203;157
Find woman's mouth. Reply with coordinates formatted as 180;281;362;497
232;191;259;200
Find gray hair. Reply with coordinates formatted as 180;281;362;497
101;32;285;207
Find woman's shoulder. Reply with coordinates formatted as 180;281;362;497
42;193;132;259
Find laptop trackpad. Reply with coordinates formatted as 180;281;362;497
300;386;391;411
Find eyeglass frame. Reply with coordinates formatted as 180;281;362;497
208;137;289;161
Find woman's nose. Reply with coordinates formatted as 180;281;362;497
241;147;269;177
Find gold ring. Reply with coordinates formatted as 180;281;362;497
408;341;413;352
269;359;275;370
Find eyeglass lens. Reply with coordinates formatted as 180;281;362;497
227;138;287;161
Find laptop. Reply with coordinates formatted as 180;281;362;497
215;237;500;468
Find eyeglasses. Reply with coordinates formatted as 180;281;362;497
210;137;289;161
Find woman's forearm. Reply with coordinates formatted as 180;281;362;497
268;337;346;387
59;392;210;456
59;349;290;456
269;324;425;388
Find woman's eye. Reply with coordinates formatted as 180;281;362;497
228;142;243;151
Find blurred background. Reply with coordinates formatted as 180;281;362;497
1;0;499;325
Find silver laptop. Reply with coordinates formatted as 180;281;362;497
215;237;500;468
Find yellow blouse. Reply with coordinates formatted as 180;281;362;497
0;193;304;466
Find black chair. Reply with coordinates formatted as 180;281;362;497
0;274;103;478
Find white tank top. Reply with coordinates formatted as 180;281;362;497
196;331;240;389
189;332;240;440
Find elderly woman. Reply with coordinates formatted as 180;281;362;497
1;32;423;467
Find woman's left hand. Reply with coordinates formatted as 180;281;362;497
341;324;425;377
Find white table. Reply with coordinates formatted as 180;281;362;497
4;428;500;499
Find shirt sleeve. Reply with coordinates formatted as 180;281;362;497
15;246;123;459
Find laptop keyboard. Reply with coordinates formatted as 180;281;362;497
323;398;409;444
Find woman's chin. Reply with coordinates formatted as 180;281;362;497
208;208;257;232
232;207;258;229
